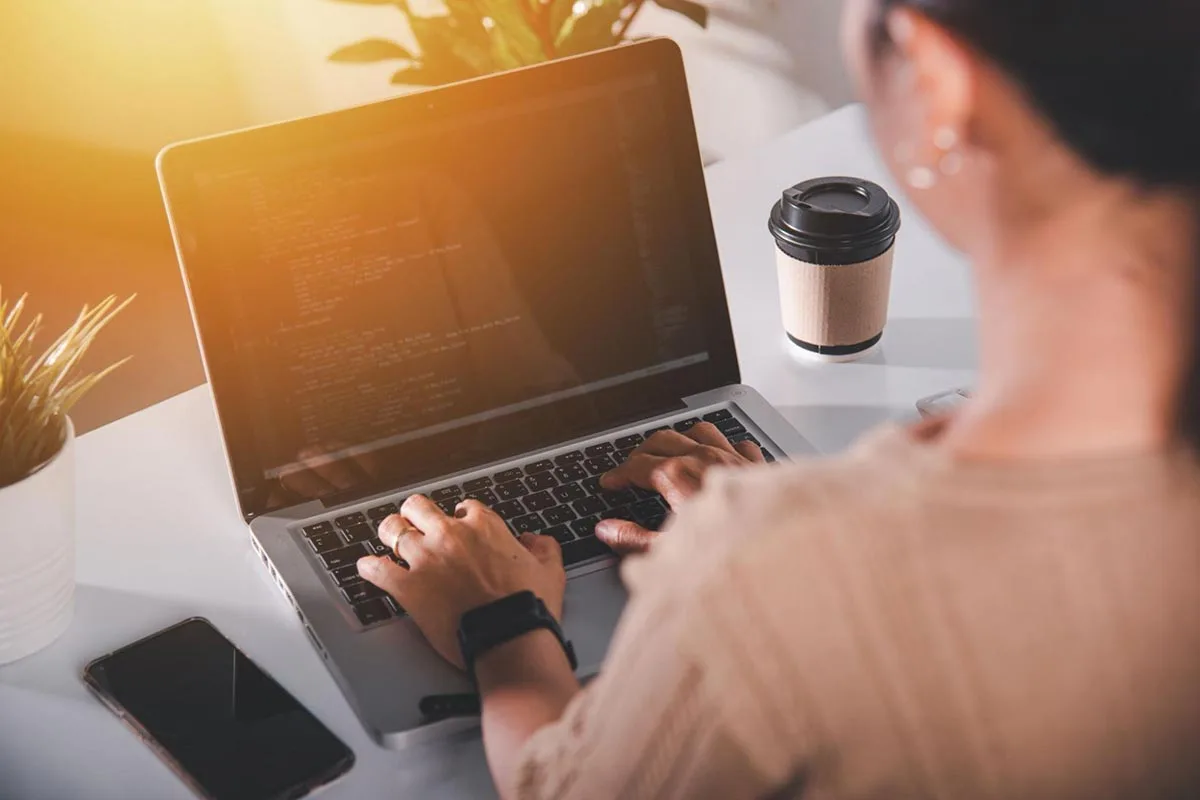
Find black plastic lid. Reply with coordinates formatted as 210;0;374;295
768;176;902;266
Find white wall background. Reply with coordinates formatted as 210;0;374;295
0;0;855;159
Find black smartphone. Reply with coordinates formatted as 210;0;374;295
83;618;354;800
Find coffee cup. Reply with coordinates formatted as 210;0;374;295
768;177;902;362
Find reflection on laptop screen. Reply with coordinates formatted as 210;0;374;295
187;74;710;486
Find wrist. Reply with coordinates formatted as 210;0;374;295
474;629;577;694
457;591;577;685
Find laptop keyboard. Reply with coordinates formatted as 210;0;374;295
296;410;774;628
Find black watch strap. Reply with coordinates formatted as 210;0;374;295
457;591;577;684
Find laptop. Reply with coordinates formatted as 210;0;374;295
157;39;816;748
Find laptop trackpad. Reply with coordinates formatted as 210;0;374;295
563;562;628;676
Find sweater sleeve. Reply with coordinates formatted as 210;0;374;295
510;471;799;800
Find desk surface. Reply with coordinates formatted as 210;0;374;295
0;104;974;800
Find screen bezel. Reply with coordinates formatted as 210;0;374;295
82;617;355;800
157;39;740;521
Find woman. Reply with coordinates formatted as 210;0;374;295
356;0;1200;796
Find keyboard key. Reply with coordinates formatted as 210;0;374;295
493;500;526;520
436;499;459;515
728;433;760;446
583;456;615;476
562;537;613;567
763;450;777;463
302;521;334;538
545;525;575;544
341;523;374;545
525;472;558;492
554;451;585;466
572;496;606;516
334;512;366;529
582;477;603;495
614;434;644;450
365;538;392;557
584;443;615;457
494;468;524;483
716;418;747;436
632;486;657;500
353;598;393;626
570;516;600;538
307;532;343;554
600;505;633;522
342;581;386;605
552;483;586;504
512;513;544;534
430;486;463;502
524;491;557;512
464;488;498;505
633;499;669;530
524;459;554;474
544;505;577;525
321;544;368;570
331;564;361;587
673;417;702;433
703;409;733;423
613;448;634;464
495;481;528;501
554;464;588;483
366;503;398;521
644;426;670;439
463;477;493;492
601;489;637;509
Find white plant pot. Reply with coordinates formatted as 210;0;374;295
0;419;75;665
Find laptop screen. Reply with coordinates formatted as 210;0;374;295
160;41;738;519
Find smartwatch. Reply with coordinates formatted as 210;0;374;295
457;591;577;684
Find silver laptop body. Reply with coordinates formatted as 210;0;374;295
157;39;816;749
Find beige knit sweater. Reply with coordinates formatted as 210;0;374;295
514;425;1200;799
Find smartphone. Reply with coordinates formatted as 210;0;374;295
83;618;354;800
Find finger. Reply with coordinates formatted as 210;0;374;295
734;441;766;464
600;451;667;490
453;499;489;520
638;429;702;457
686;422;738;454
378;514;424;564
595;520;657;555
357;555;412;601
401;495;452;538
647;458;704;507
519;533;563;566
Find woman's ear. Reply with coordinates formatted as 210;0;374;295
886;7;976;149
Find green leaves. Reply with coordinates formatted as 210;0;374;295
329;38;415;63
0;288;133;487
328;0;708;86
555;0;624;57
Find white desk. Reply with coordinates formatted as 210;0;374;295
0;105;975;800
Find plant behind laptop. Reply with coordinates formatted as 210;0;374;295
0;289;132;487
327;0;708;86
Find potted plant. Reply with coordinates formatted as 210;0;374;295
326;0;710;86
0;290;131;664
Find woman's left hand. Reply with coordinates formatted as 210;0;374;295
356;496;566;669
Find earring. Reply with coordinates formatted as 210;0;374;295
933;125;964;177
907;166;938;190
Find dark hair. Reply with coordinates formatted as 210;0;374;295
875;0;1200;449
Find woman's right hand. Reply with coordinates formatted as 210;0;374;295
596;422;765;555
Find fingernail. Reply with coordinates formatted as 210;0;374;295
357;557;379;576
